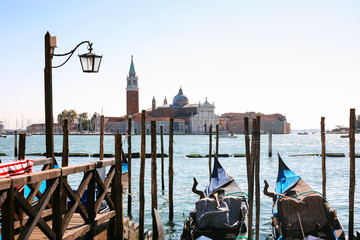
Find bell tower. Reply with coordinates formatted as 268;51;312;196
126;55;139;116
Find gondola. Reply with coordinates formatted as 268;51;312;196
179;157;248;240
267;154;345;240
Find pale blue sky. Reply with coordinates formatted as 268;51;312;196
1;1;360;129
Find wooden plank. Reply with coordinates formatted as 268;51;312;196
95;159;115;168
11;169;61;187
62;163;96;176
32;158;52;167
0;178;11;190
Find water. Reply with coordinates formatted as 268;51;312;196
1;133;360;239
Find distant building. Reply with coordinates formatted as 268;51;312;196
126;55;139;116
221;112;290;134
151;88;219;133
0;121;4;133
27;123;63;134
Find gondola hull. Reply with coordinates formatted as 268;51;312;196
179;157;248;240
271;154;345;240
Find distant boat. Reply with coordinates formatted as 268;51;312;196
340;134;349;138
0;134;7;138
297;132;308;135
26;133;32;136
216;131;237;139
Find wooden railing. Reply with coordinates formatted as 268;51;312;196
0;156;124;240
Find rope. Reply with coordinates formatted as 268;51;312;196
225;191;249;198
235;236;248;239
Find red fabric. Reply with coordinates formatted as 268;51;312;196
0;159;34;191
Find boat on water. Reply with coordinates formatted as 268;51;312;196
216;131;238;139
266;154;345;240
297;132;308;135
179;157;248;240
0;134;7;138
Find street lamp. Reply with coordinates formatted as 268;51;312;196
44;31;102;164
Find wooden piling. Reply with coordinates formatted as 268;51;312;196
209;124;213;180
139;110;146;240
100;116;104;160
151;121;158;239
18;133;26;160
216;124;219;159
255;116;261;240
169;118;174;221
160;126;165;192
245;119;256;240
14;130;18;157
349;109;355;240
321;117;326;198
244;117;252;240
127;116;132;216
268;129;272;157
62;119;69;214
114;134;124;240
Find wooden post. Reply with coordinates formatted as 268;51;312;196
244;117;252;240
169;118;174;221
321;117;326;198
100;115;104;160
139;110;146;240
216;124;219;159
160;126;165;192
53;171;64;240
44;32;55;165
2;182;15;240
151;121;158;239
114;134;124;240
255;116;261;240
268;129;272;157
127;116;132;216
209;124;213;179
14;130;18;157
18;133;26;160
62;119;69;214
349;109;355;240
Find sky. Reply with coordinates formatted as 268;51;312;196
1;1;360;130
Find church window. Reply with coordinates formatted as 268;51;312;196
133;80;136;85
128;80;131;85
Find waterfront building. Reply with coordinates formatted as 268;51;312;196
221;112;290;134
189;98;219;134
0;121;4;133
27;123;65;134
151;88;219;133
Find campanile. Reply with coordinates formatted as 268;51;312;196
126;55;139;116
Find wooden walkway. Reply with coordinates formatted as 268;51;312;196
13;214;152;240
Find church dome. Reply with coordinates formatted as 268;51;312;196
173;87;189;107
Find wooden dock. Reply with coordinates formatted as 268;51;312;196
0;157;151;240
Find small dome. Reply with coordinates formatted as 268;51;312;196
173;87;189;107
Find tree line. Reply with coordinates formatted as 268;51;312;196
57;109;100;132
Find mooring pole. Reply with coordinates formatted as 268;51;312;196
268;129;272;157
14;130;18;157
139;110;146;240
349;109;355;240
18;133;26;160
209;124;213;179
151;121;158;239
127;115;132;216
255;116;261;240
62;119;69;214
114;134;124;240
160;126;165;192
216;124;219;159
321;117;326;198
245;117;253;240
169;118;174;221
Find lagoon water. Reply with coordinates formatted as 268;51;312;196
1;133;360;239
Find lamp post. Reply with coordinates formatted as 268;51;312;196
44;31;102;164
